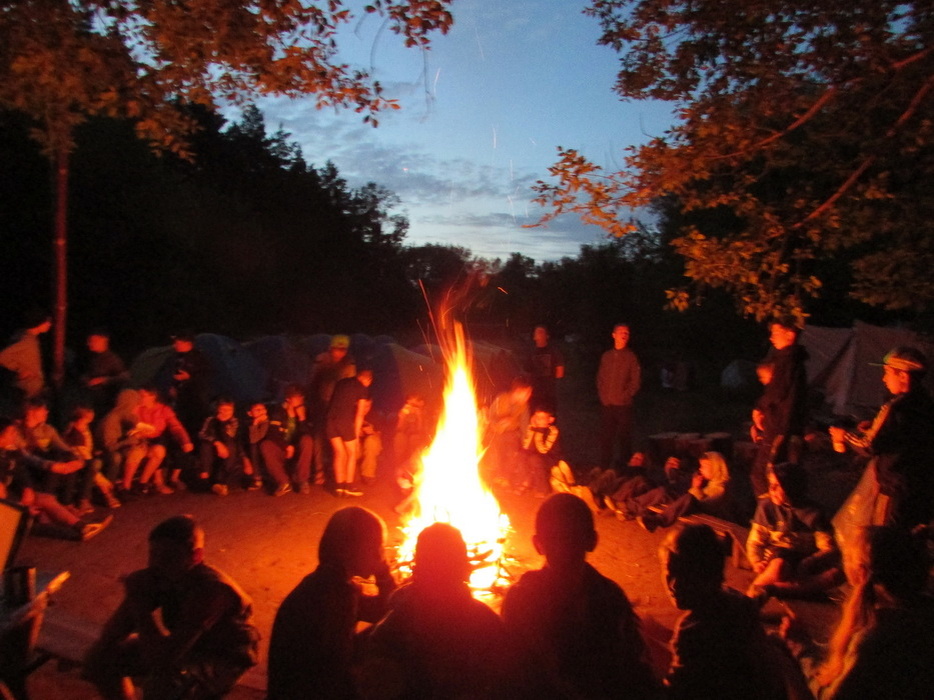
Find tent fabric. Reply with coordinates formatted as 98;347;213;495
801;322;934;417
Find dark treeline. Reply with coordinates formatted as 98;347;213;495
1;102;823;376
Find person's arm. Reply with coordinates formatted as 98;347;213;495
148;582;236;669
163;406;193;452
357;559;398;623
354;398;370;440
746;521;771;573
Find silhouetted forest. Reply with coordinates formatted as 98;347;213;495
3;102;888;378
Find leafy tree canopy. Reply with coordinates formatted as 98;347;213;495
0;0;454;154
533;0;934;321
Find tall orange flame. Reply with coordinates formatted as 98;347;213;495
398;323;510;590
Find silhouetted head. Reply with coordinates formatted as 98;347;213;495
148;515;204;581
660;524;724;610
533;493;597;570
318;507;386;579
413;522;471;588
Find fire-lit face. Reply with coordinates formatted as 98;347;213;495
0;425;18;449
767;471;790;506
513;386;533;405
138;389;157;407
612;325;630;349
248;404;267;422
769;324;797;350
87;334;109;353
358;371;374;388
882;365;910;395
756;366;773;386
531;410;552;428
329;346;348;362
25;405;49;426
216;403;234;421
173;339;194;354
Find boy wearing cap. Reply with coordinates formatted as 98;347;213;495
308;334;356;485
829;346;934;531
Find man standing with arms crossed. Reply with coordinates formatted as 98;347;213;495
597;323;641;472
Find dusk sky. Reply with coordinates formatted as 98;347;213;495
250;0;675;263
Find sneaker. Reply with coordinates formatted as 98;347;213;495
211;483;229;496
77;499;95;516
297;481;311;495
342;485;363;497
334;488;346;498
247;478;263;491
104;492;122;509
273;483;292;497
603;495;622;515
155;483;175;495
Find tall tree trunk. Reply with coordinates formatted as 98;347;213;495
51;145;69;389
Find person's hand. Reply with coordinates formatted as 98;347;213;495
87;376;106;387
753;561;768;574
181;442;194;453
214;442;229;459
691;472;705;489
285;445;295;460
173;369;191;382
53;460;84;474
779;614;807;644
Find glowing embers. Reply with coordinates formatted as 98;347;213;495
397;324;511;592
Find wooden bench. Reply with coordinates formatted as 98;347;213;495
676;513;751;570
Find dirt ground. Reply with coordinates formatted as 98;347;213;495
15;379;847;698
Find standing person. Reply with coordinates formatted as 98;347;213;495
597;323;641;471
327;369;373;497
267;506;396;700
84;515;260;700
80;329;129;415
160;331;212;440
0;309;51;400
503;493;658;698
526;325;565;415
751;316;808;497
829;347;934;535
308;335;357;485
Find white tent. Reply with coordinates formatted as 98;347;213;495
801;321;934;417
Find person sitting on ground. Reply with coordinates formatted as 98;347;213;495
64;404;121;509
244;401;292;496
659;524;785;700
268;384;315;493
98;388;141;497
121;385;194;495
746;462;843;601
84;515;259;700
637;451;735;532
610;455;694;520
20;397;91;511
267;506;396;699
0;416;111;540
502;493;659;698
518;406;563;497
197;397;242;496
327;368;374;497
361;522;507;700
357;407;382;485
483;375;533;489
781;526;934;699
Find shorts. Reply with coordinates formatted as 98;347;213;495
326;418;356;442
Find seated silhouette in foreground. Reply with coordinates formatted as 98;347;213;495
84;515;259;699
660;524;785;700
361;522;507;699
267;506;396;699
502;493;659;698
746;462;843;601
781;526;934;699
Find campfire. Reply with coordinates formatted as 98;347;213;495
396;323;511;592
